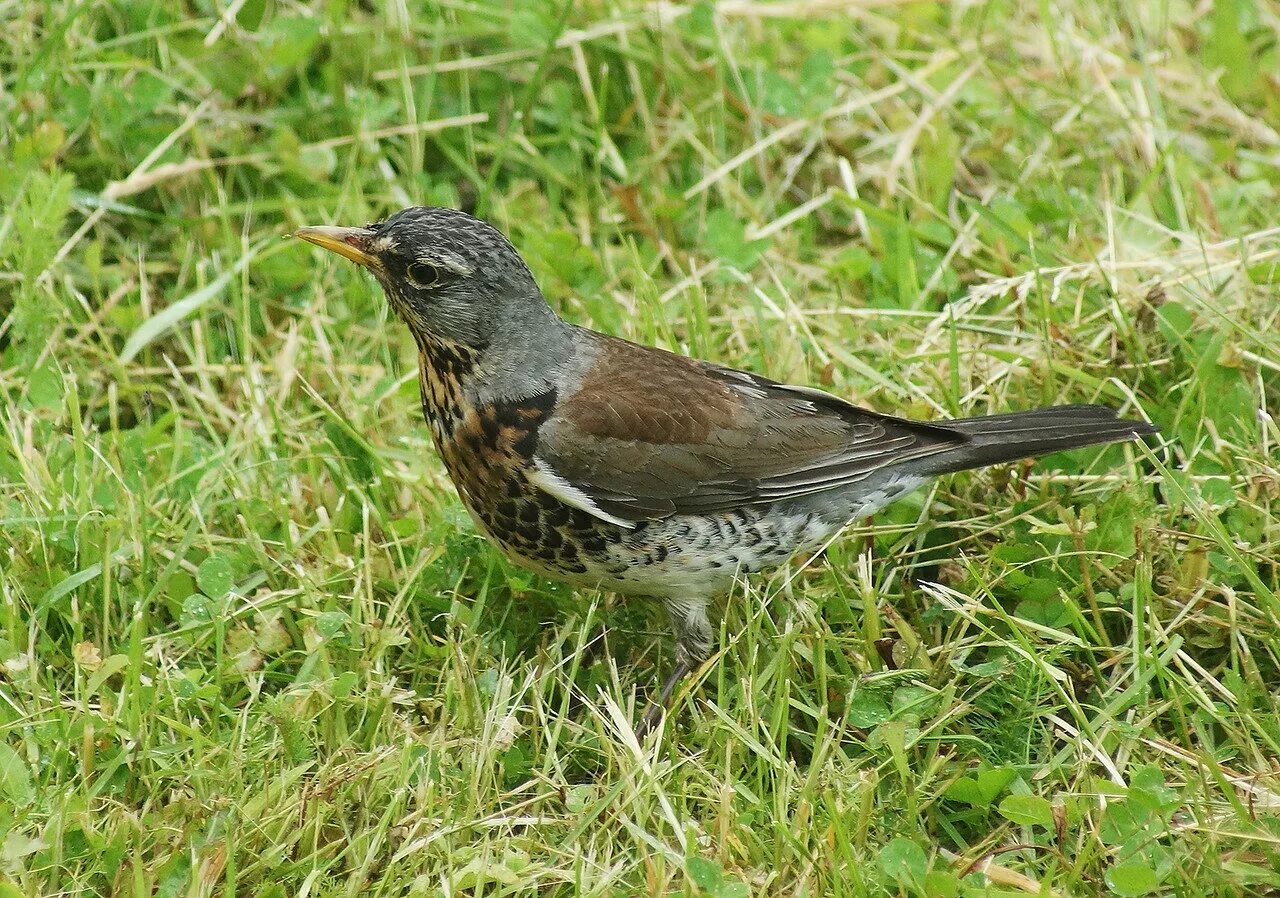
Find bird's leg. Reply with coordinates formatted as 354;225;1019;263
636;597;714;738
564;621;608;720
637;658;690;737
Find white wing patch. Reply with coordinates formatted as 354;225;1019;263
528;458;637;529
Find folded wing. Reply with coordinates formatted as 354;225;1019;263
532;333;965;525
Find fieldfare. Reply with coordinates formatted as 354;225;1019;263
295;207;1157;734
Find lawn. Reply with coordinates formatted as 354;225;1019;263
3;0;1280;895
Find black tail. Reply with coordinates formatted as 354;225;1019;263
924;404;1157;475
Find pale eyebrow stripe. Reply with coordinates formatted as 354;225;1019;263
428;253;473;276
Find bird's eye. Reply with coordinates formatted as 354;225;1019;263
407;261;440;288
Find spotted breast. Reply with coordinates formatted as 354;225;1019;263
415;336;835;599
416;334;620;583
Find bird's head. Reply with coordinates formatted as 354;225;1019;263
294;206;549;351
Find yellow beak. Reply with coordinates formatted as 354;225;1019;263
293;225;380;268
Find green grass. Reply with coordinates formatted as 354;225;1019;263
3;0;1280;895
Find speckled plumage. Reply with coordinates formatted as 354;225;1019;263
295;206;1158;732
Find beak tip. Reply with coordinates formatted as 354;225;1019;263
291;224;379;267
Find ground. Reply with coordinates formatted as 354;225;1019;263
2;1;1279;895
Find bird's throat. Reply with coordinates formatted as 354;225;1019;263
416;335;478;447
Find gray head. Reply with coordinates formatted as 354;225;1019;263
294;206;557;351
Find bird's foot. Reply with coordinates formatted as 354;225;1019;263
634;659;691;740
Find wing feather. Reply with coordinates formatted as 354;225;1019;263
533;334;964;524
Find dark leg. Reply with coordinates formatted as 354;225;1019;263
635;597;714;739
636;658;691;738
564;622;608;720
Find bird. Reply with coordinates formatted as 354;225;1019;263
294;206;1157;734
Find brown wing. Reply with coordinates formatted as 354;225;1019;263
531;333;966;525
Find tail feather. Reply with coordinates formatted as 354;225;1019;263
925;404;1157;475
